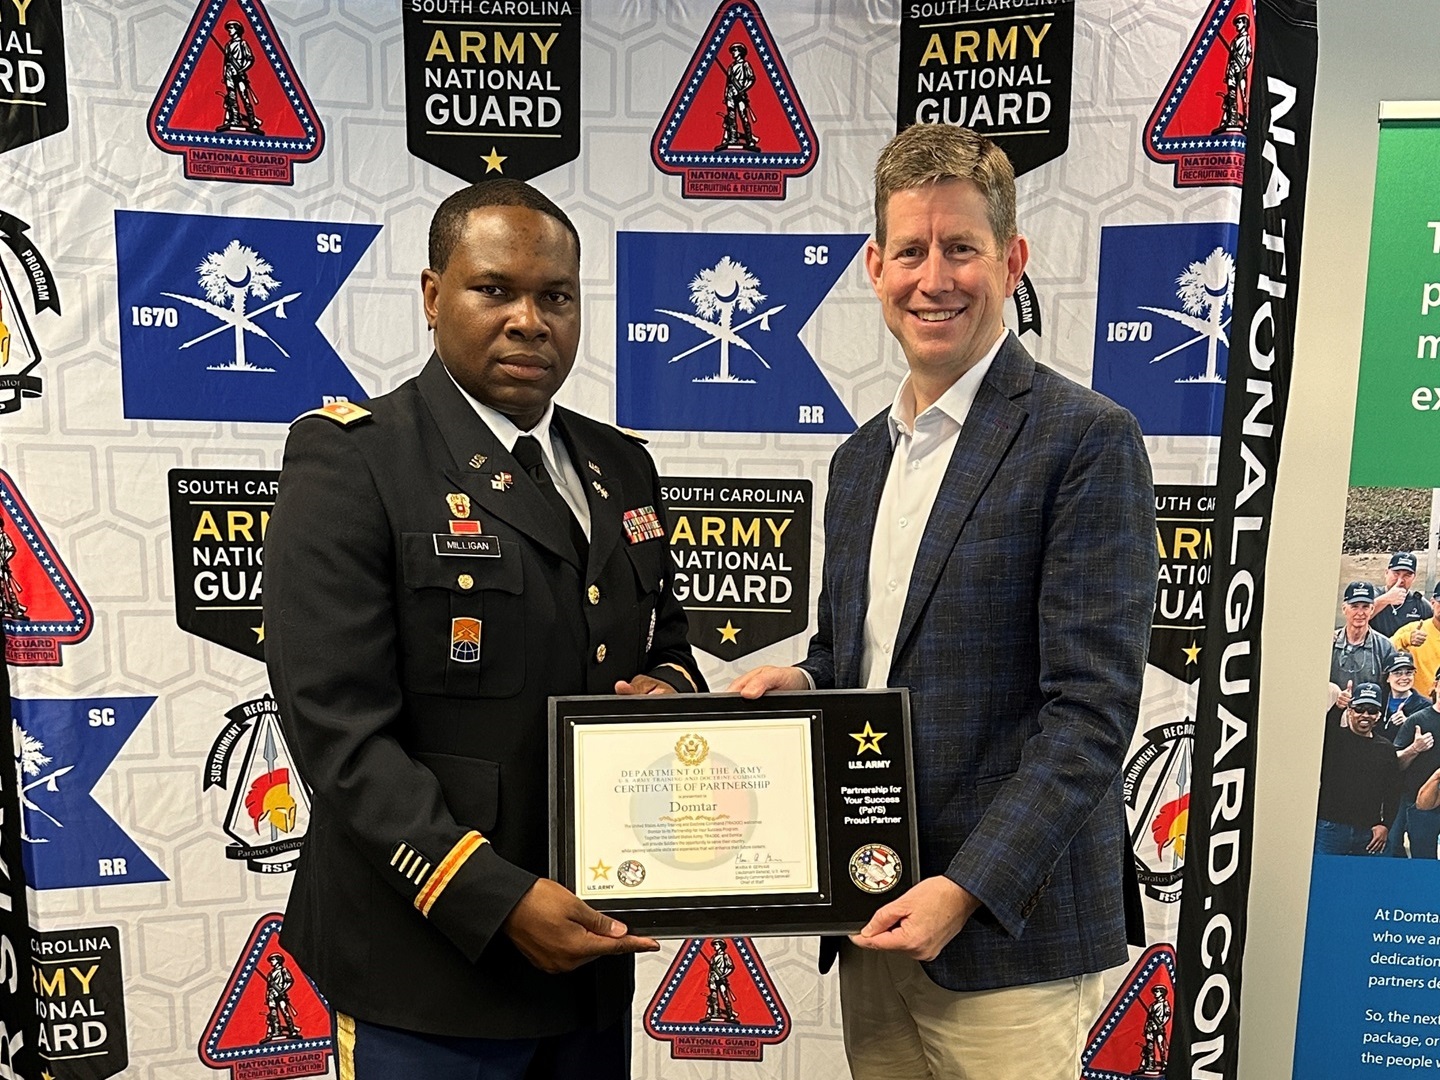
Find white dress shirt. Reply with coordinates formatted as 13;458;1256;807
860;330;1009;688
445;371;592;539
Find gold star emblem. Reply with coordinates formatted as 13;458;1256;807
717;620;741;644
850;721;887;756
253;624;265;643
590;858;611;881
1182;640;1201;665
41;1071;55;1080
481;146;507;173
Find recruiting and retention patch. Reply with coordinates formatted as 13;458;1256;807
651;0;817;200
660;477;811;659
116;210;378;422
1151;484;1215;681
199;913;334;1080
169;468;277;661
644;937;789;1061
896;0;1073;176
1090;222;1239;437
33;924;129;1079
205;694;311;873
0;0;68;155
1144;0;1254;188
617;234;861;433
12;697;168;890
403;0;581;183
1;468;91;666
148;0;325;184
0;210;58;415
1081;945;1178;1079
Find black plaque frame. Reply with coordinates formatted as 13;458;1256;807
549;689;917;937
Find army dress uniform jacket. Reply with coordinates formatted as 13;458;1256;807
263;355;704;1039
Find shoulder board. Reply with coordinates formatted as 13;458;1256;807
615;425;649;444
293;402;372;426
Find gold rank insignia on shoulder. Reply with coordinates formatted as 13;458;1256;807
293;400;372;425
446;492;471;519
491;472;513;491
468;453;488;470
616;425;648;444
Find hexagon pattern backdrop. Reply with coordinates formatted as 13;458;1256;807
0;0;1260;1076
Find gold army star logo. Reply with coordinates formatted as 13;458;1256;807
850;722;886;756
590;858;612;881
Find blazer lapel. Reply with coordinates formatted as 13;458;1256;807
828;414;893;685
417;356;581;568
554;409;624;578
891;339;1032;664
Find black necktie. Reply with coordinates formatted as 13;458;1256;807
512;435;588;565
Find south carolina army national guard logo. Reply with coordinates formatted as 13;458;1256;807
644;937;790;1061
1145;0;1254;187
651;0;817;199
617;234;861;434
115;210;379;423
148;0;325;183
33;924;129;1078
199;913;334;1080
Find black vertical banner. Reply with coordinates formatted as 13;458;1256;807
1169;2;1317;1076
0;631;40;1077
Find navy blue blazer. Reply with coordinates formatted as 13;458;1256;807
802;334;1155;991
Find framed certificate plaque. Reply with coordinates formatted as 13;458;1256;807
549;689;918;937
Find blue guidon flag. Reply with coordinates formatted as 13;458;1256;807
616;232;862;434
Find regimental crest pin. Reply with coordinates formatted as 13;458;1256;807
447;492;471;519
651;0;817;200
491;472;513;491
148;0;326;185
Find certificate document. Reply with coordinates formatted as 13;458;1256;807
572;714;819;902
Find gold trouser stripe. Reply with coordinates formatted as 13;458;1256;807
415;830;487;916
336;1011;356;1080
658;662;697;692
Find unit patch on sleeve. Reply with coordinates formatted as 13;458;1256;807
33;924;129;1079
115;210;379;423
651;0;817;200
1144;0;1254;188
198;913;334;1080
896;0;1073;177
11;697;167;889
644;937;789;1060
403;0;581;183
169;469;278;661
0;0;68;155
659;478;810;659
205;694;311;873
617;233;861;434
1089;222;1239;437
1;468;91;666
0;210;59;415
148;0;325;184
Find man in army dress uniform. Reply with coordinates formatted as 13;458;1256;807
264;179;705;1078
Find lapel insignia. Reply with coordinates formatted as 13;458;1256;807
491;472;513;492
592;480;610;500
446;492;471;519
587;460;602;475
622;505;665;544
468;453;488;470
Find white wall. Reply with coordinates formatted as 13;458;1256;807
1239;2;1437;1076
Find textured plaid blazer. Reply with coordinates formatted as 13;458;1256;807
803;334;1156;991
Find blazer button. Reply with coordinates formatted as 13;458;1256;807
595;644;607;663
457;573;474;591
588;584;601;605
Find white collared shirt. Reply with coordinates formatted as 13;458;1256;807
445;371;592;539
860;330;1009;688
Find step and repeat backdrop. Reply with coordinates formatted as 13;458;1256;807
0;1;1315;1077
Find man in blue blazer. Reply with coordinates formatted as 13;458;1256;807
732;124;1156;1078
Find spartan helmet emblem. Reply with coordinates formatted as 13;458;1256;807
245;768;298;834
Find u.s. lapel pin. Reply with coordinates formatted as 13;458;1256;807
491;472;514;492
592;480;609;499
587;460;602;475
446;492;471;519
468;453;488;470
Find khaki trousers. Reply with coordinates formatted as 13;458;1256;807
838;940;1104;1080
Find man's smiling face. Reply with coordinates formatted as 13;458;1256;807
865;178;1027;387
